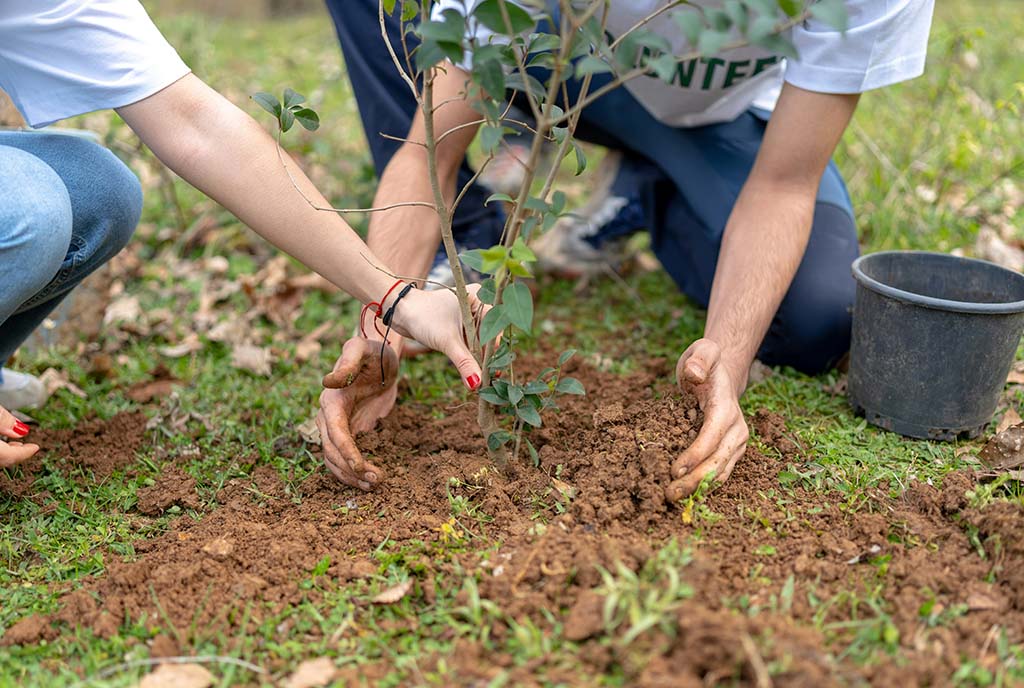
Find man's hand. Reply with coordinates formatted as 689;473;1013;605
316;337;399;490
1;405;39;468
666;339;749;502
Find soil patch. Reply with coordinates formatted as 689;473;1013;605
3;361;1021;686
36;411;149;479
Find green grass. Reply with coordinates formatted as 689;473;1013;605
2;1;1023;686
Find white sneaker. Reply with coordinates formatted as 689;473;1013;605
0;369;47;410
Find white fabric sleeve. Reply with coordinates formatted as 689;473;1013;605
784;0;936;94
0;0;191;128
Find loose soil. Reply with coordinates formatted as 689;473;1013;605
3;359;1022;686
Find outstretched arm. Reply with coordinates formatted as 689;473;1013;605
116;73;482;386
667;83;859;500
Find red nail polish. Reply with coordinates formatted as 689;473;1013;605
466;374;481;391
12;421;29;437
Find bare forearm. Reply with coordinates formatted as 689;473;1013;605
367;145;460;282
117;75;393;304
704;184;816;392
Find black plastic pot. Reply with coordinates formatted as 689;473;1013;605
849;251;1024;440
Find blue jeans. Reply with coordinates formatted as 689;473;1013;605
326;1;860;374
0;131;142;366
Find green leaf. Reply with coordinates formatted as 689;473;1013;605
293;108;320;131
697;28;730;56
558;349;576;366
485;192;515;205
480;388;506;406
510;236;536;262
480;123;504;154
506;260;533;278
550;190;567;216
525;437;539;465
810;0;849;31
477;278;497;305
505;71;547;100
479;245;508;273
480;305;510;343
673;11;705;45
575;55;613;79
474;56;506;101
283;87;305;109
555;377;585;395
414;39;447;71
401;1;418;22
528;32;561;53
752;33;799;60
723;0;748;34
474;0;535;35
460;249;484;273
488;341;514;369
516;402;542;428
503;282;533;331
523;380;550;395
648;54;678;82
778;0;802;17
507;384;524;406
252;92;280;117
383;0;396;14
279;107;295;133
488;430;513;450
419;9;466;44
705;8;732;31
572;142;587;176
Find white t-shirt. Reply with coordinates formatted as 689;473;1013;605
0;0;190;128
435;0;935;128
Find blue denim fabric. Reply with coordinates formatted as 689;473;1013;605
0;131;142;366
325;1;859;374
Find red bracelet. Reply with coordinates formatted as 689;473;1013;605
359;279;405;338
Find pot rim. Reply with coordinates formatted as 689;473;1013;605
852;250;1024;315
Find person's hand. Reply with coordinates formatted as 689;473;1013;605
1;405;39;468
317;337;400;490
390;285;485;391
666;339;749;501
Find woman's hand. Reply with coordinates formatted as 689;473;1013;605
389;284;485;392
0;405;39;468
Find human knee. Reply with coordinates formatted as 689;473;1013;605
0;147;74;291
761;287;853;375
60;136;142;259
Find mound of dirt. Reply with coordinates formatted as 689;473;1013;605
36;411;149;479
4;359;1023;687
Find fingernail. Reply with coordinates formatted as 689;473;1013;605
466;374;481;391
365;472;377;483
13;421;29;437
358;481;371;490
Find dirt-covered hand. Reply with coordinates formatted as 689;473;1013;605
0;404;39;468
666;338;749;502
389;284;485;391
316;337;399;490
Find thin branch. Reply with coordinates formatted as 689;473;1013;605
379;0;419;102
379;131;426;146
609;0;690;50
361;251;459;292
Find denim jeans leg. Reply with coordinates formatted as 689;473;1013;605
0;132;142;363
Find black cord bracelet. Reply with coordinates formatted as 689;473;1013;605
378;283;416;385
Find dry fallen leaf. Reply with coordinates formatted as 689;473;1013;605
977;227;1024;273
38;368;87;399
231;344;273;376
158;334;203;358
371;579;414;605
136;663;214;688
125;379;180;404
296;417;321;445
283;657;338;688
979;423;1024;473
997;408;1023;435
103;294;142;326
967;591;1004;612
